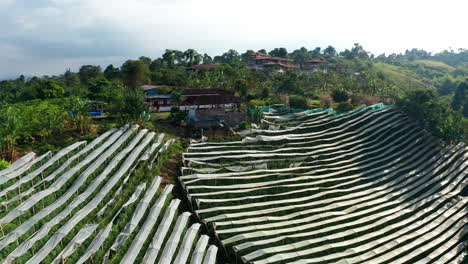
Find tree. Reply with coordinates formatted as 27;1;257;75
276;71;303;94
332;90;349;102
398;89;464;143
121;60;150;90
269;48;288;58
214;49;241;65
452;81;468;117
65;96;92;134
0;106;23;160
104;64;121;80
183;49;202;67
37;80;65;99
139;56;152;65
78;65;102;85
149;58;164;72
234;79;248;99
323;45;337;57
202;54;213;65
289;95;308;109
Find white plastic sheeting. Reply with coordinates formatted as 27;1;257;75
0;151;51;185
3;129;115;206
0;141;86;198
0;152;36;177
202;245;218;264
0;127;137;262
181;106;467;264
120;183;173;264
0;127;130;251
76;223;112;264
190;235;209;264
173;223;201;264
51;224;98;264
158;212;191;264
24;130;154;264
111;177;162;251
142;199;181;264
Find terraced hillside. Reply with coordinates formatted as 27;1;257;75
0;125;217;264
181;105;467;264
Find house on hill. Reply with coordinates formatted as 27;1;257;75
143;86;241;112
246;52;299;72
301;59;328;73
186;64;217;72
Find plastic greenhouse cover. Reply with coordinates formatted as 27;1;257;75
237;106;393;137
24;130;154;264
75;223;112;264
201;146;463;227
120;183;173;264
411;227;466;264
158;211;192;264
186;131;430;193
194;133;432;212
0;141;86;198
212;145;460;229
188;142;446;201
0;152;36;176
51;224;98;264
183;114;404;162
3;129;116;206
223;166;466;250
77;182;145;264
184;127;420;184
240;189;465;262
142;199;181;264
173;223;201;264
0;127;136;260
0;151;51;185
140;133;165;162
181;120;414;183
272;204;467;264
210;153;465;232
198;107;396;146
202;245;218;264
220;149;463;236
111;176;162;251
190;235;209;264
0;127;127;229
249;198;466;263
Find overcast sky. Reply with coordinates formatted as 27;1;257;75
1;0;467;79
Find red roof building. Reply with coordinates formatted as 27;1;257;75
302;59;327;72
246;53;298;72
186;64;217;72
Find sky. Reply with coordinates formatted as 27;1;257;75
0;0;467;79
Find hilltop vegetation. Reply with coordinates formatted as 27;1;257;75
0;45;467;161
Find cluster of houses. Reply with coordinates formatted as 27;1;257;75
187;52;349;74
141;52;354;131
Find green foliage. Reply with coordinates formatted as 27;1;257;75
121;60;150;89
0;159;10;170
398;89;464;143
451;81;468;117
78;65;103;85
289;95;308;109
332;90;349;102
336;102;354;112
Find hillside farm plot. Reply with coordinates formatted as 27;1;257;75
181;105;467;264
0;125;217;264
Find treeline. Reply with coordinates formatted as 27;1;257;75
0;44;466;158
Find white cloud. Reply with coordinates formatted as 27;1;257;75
0;0;467;78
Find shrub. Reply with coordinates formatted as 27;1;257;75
238;121;250;130
336;102;354;112
320;95;334;108
332;90;349;102
0;159;10;170
289;95;309;109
